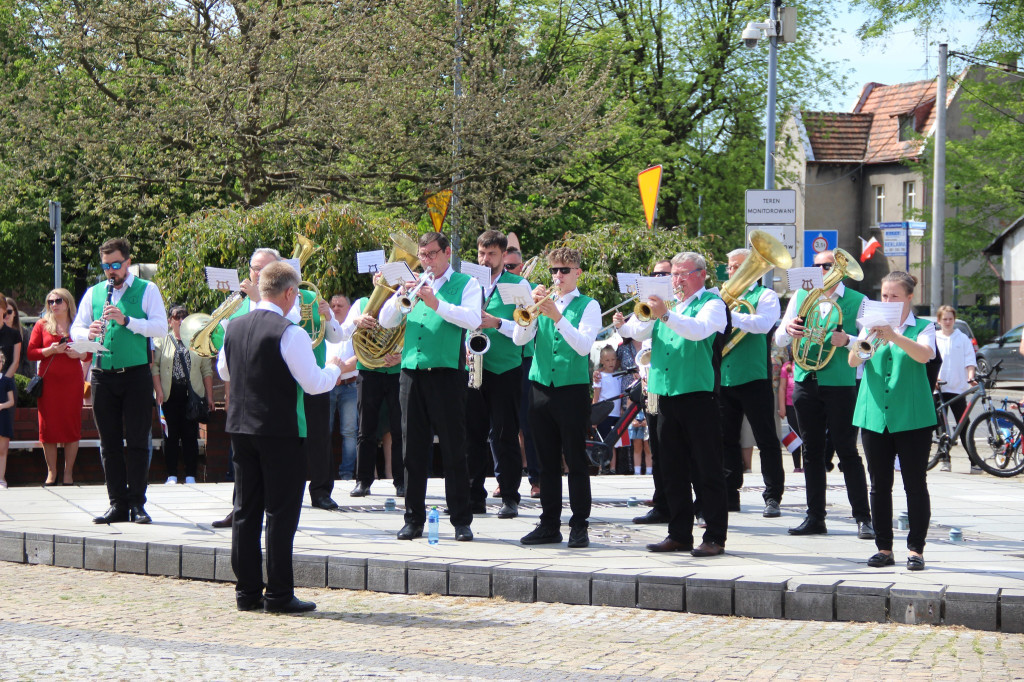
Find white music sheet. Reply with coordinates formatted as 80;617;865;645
356;250;386;274
381;261;417;286
634;275;673;301
204;267;240;293
785;267;824;292
497;281;535;307
617;272;640;294
460;261;492;289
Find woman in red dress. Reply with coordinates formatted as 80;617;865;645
27;289;89;485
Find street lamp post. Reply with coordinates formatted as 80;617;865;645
742;1;790;190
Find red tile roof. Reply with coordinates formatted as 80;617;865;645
802;112;874;161
853;79;939;163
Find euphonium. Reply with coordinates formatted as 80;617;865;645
791;247;864;371
720;230;793;357
291;234;330;349
352;233;420;369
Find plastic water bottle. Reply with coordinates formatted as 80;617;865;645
427;506;440;545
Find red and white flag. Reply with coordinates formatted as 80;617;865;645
781;422;803;453
859;236;881;263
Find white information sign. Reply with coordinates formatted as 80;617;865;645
746;225;797;258
882;227;908;257
745;189;797;224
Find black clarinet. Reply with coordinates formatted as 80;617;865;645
98;281;114;346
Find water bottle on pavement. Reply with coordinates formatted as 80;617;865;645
428;506;440;545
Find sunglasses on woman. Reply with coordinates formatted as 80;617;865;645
47;299;65;306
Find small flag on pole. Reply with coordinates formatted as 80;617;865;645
859;236;881;263
782;426;802;453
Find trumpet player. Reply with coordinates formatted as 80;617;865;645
72;238;167;525
466;230;530;519
773;250;873;539
620;253;729;557
513;247;601;549
719;248;785;518
379;232;482;542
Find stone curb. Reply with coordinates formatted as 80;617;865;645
0;533;1019;632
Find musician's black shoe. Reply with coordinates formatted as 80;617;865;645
632;508;669;524
130;506;152;524
454;525;474;541
397;523;423;540
92;505;130;524
497;502;518;519
857;521;876;540
236;593;265;612
788;516;827;535
311;496;339;511
762;499;781;518
520;524;562;545
394;483;406;497
264;596;316;614
349;482;371;497
211;511;234;528
567;527;589;548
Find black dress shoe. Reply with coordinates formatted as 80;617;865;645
92;506;130;524
236;594;265;611
497;502;518;519
857;521;876;540
906;555;925;571
867;551;895;567
762;499;781;518
788;517;827;535
349;482;371;497
520;524;562;545
264;596;316;614
471;502;487;514
311;497;340;511
397;523;424;540
567;527;589;548
646;537;692;552
394;483;406;497
211;511;234;528
632;508;670;524
130;506;152;524
454;525;474;541
691;541;725;557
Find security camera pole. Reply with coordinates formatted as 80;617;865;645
763;0;780;190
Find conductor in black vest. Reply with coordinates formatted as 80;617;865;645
217;261;343;614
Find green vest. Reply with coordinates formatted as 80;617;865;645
648;290;721;396
209;296;251;353
353;297;400;375
792;286;866;386
528;293;593;387
721;284;769;387
402;272;472;370
853;318;935;433
92;277;149;370
297;289;326;367
482;271;528;375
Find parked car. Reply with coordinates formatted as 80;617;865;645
975;323;1024;383
920;315;978;351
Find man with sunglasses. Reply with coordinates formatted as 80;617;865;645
513;247;601;549
72;238;168;525
621;252;729;557
379;232;482;542
466;230;532;519
774;250;874;539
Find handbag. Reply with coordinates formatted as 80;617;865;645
185;381;210;424
25;356;54;399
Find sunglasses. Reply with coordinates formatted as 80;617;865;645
47;299;65;306
3;310;11;317
503;263;521;271
549;267;574;275
101;261;126;271
171;313;187;320
651;271;671;277
820;263;834;271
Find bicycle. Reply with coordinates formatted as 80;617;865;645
928;361;1024;477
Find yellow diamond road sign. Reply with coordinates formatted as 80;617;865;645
637;165;663;229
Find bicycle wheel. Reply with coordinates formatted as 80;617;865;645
966;410;1024;477
927;422;949;471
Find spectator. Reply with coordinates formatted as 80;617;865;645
153;305;213;485
0;297;22;379
7;298;34;378
0;351;11;488
326;293;358;480
935;304;977;471
26;289;89;485
778;350;803;472
592;345;622;474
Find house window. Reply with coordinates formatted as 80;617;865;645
903;181;916;217
874;185;885;224
898;115;915;141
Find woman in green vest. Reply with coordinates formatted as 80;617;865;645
850;271;936;571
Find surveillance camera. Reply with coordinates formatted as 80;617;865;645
742;25;761;49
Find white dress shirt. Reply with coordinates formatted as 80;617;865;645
217;301;341;394
935;328;976;394
620;286;727;342
773;282;866;349
71;272;168;343
511;288;602;356
730;283;781;334
325;335;358;381
378;265;483;331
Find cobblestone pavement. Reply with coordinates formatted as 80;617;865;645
2;563;1023;681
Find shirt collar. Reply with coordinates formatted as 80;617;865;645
111;271;135;291
434;265;454;285
557;287;580;302
256;300;285;316
680;286;707;307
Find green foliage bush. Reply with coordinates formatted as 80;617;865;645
156;202;424;312
14;373;37;409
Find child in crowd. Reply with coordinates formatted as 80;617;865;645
629;404;650;475
592;346;622;473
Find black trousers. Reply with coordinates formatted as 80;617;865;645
230;433;306;602
646;411;670;515
401;368;471;527
657;391;728;546
92;365;153;508
530;382;591;530
468;365;523;505
163;383;199;478
520;357;540;484
356;371;404;487
862;426;932;553
792;380;871;523
721;379;786;503
304;391;333;501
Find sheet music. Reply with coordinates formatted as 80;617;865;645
356;250;386;274
283;258;302;278
857;301;904;330
617;272;639;294
460;261;492;290
785;267;824;292
204;267;240;293
381;261;417;286
68;340;107;354
497;281;534;307
634;275;673;301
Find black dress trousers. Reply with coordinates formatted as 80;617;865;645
355;371;404;486
92;365;154;508
467;365;523;505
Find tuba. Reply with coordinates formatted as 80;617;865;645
720;230;793;356
791;247;864;371
352;233;420;369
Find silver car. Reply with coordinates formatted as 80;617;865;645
976;323;1024;384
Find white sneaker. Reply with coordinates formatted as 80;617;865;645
184;476;196;485
165;476;178;485
940;460;952;472
0;480;7;489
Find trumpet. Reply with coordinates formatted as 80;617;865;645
513;289;559;327
855;330;886;360
398;271;435;315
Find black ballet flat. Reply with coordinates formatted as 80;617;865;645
907;555;925;571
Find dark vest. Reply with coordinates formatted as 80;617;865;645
224;309;306;438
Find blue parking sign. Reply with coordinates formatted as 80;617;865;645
803;230;838;267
